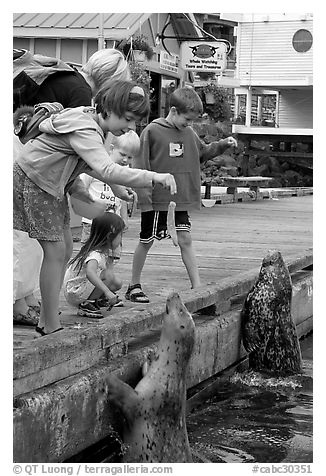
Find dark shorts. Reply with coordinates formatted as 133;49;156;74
13;162;70;242
139;210;191;243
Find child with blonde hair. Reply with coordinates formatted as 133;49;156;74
80;130;140;243
13;80;177;335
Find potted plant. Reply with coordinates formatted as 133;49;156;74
200;83;232;122
129;61;152;93
128;61;153;134
203;83;217;104
130;34;154;61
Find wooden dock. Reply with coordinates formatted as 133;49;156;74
13;192;313;462
14;192;312;348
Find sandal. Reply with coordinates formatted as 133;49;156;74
13;308;39;326
26;299;41;314
125;284;150;303
28;304;41;314
35;326;64;336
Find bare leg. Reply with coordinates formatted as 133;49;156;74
37;240;65;333
24;294;40;307
131;241;153;285
177;231;201;288
13;297;29;316
60;227;73;288
88;268;122;300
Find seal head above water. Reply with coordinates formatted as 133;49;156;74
241;250;302;375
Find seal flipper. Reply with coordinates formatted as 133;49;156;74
106;374;140;424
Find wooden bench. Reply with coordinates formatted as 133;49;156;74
221;176;273;200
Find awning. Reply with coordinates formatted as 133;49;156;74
13;13;152;40
169;13;199;41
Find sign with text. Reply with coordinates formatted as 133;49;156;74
160;51;178;74
180;41;227;72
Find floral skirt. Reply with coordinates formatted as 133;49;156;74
13;162;70;241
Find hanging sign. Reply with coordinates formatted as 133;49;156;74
160;51;178;74
180;41;227;72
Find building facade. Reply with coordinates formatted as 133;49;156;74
219;13;313;137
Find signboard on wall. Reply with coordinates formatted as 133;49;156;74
180;41;227;72
160;51;178;74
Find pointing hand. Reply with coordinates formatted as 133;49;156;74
225;136;238;148
153;173;177;195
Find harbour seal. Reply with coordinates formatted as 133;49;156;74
241;250;302;375
106;291;195;462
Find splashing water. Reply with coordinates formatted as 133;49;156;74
187;334;312;464
230;370;302;389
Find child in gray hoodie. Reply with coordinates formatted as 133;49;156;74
126;86;237;303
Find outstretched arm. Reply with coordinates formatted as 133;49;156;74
196;132;238;163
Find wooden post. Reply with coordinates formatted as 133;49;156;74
204;183;212;199
98;13;105;50
245;88;252;127
257;96;263;123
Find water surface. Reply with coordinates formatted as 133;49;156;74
187;334;313;463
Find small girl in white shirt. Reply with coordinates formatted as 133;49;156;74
64;213;125;318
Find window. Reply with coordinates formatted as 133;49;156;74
34;38;56;58
292;29;313;53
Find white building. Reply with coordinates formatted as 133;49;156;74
219;13;313;147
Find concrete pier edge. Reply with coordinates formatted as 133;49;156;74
13;251;312;463
13;251;312;395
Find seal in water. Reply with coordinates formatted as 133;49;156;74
106;291;195;463
241;250;302;375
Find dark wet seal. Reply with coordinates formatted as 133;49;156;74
241;250;302;376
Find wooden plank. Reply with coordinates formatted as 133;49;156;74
209;187;313;204
248;150;313;159
222;176;273;186
232;126;313;137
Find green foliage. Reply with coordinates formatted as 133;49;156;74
130;34;154;60
199;83;232;122
129;61;152;93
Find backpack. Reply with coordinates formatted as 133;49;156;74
13;49;74;111
13;102;64;145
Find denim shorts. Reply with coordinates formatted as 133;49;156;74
13;162;70;241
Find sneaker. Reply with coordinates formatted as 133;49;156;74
77;300;103;318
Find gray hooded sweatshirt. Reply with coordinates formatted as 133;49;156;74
134;118;229;212
15;106;156;200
